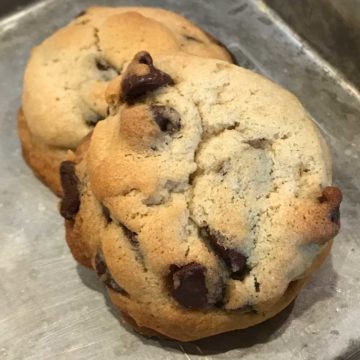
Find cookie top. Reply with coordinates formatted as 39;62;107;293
77;52;341;313
22;6;233;150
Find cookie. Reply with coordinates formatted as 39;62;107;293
60;52;342;341
19;6;234;195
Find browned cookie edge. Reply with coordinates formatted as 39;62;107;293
17;109;66;197
107;241;333;341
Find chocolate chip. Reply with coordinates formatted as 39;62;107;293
101;204;112;223
95;252;127;294
170;262;209;309
121;51;174;103
150;105;181;134
59;161;80;220
231;265;250;281
223;248;246;274
201;227;247;277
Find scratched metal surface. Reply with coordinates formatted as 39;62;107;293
0;0;359;359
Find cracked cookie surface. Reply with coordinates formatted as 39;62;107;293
62;52;342;341
19;6;233;195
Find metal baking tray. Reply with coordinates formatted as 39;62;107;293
1;0;359;359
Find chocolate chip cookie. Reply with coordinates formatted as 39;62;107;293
60;52;342;341
19;7;234;195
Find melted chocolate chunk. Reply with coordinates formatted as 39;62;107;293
201;227;247;277
220;247;246;274
95;252;127;294
170;262;209;309
150;105;181;134
59;161;80;220
121;51;174;103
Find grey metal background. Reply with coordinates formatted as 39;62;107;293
0;0;359;359
265;0;360;90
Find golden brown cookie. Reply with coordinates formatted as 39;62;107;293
60;52;342;341
19;7;234;195
17;109;66;195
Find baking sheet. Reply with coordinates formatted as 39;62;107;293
0;0;359;359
